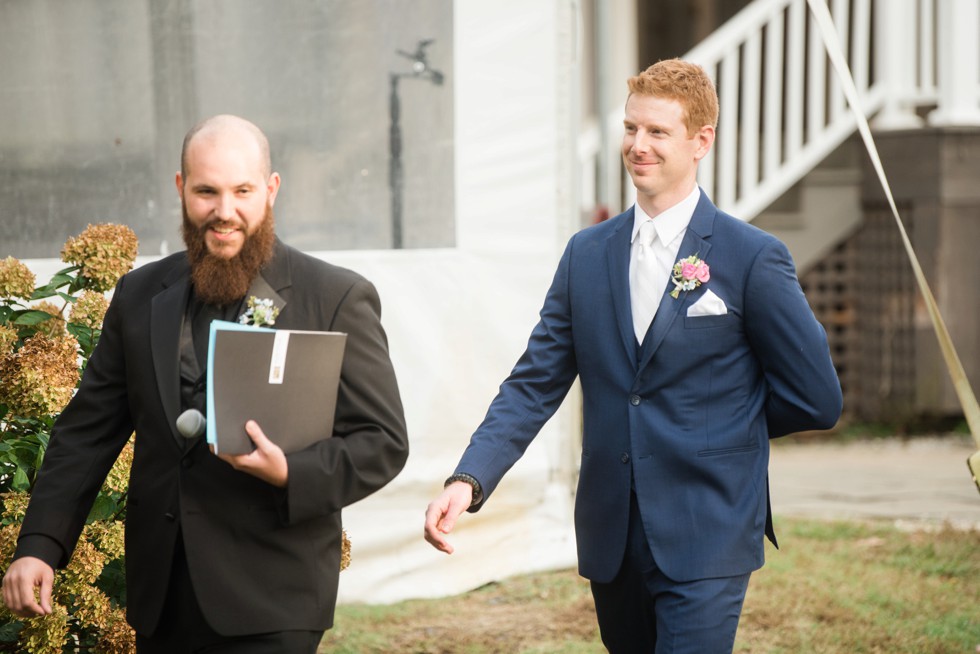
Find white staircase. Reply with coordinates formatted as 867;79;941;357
686;0;886;222
751;138;863;272
579;0;980;271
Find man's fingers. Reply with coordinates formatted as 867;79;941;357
217;421;288;488
437;508;459;534
423;502;445;534
244;420;271;448
423;519;454;554
423;484;475;555
37;573;53;614
423;500;453;554
426;534;454;554
2;558;54;617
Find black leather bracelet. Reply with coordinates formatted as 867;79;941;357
444;472;484;507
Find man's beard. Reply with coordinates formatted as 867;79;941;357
181;204;276;307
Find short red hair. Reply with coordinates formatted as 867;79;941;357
627;59;719;135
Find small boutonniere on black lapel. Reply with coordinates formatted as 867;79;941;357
669;255;710;299
238;296;280;327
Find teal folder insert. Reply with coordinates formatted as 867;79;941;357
206;320;347;455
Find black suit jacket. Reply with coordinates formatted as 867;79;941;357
16;239;409;635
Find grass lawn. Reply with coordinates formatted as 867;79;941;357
320;518;978;653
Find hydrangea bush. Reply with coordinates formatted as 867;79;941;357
0;224;138;653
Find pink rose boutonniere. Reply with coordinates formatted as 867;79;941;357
669;255;710;298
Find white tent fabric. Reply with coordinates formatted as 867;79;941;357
22;0;584;605
326;250;580;604
328;0;583;604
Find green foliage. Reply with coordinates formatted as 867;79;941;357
0;226;137;652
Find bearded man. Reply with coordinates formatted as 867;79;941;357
2;115;409;653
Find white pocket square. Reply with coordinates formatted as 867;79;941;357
687;288;728;317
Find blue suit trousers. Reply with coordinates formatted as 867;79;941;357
590;492;751;653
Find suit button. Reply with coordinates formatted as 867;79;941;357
629;395;641;406
621;453;630;464
164;512;176;522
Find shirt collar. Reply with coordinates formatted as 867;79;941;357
630;186;701;245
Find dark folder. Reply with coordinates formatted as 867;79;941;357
206;320;346;455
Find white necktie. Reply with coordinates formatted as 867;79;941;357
630;221;662;343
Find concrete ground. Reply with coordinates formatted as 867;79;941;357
768;435;980;530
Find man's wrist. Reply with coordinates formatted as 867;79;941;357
444;472;484;507
13;534;64;571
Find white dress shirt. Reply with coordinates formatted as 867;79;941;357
628;186;701;341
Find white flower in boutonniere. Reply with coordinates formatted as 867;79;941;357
238;296;280;327
669;255;710;299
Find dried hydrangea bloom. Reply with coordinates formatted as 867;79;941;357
102;437;133;495
17;601;70;654
0;324;18;355
60;537;107;596
0;333;79;419
85;520;126;561
340;529;351;571
96;611;136;654
0;256;36;301
55;540;116;639
1;491;31;523
61;223;138;292
33;300;66;337
0;523;19;568
70;290;110;330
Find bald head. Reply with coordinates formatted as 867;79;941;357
180;115;272;180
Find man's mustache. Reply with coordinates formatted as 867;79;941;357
199;218;246;232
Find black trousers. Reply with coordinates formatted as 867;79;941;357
135;536;324;654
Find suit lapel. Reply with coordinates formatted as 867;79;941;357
637;192;717;370
245;238;292;321
605;208;639;369
243;274;286;318
151;261;191;447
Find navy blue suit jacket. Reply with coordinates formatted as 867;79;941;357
456;192;842;583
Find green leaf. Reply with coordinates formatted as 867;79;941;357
30;267;78;298
11;467;29;492
67;323;97;350
0;620;23;642
8;448;34;470
12;310;55;326
96;557;127;607
68;275;94;295
87;494;118;523
29;287;57;301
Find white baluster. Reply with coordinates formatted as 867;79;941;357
872;0;924;129
740;30;762;200
928;0;980;126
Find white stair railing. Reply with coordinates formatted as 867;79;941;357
685;0;897;220
581;0;962;223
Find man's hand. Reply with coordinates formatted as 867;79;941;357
423;482;473;554
215;420;288;487
2;557;54;618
